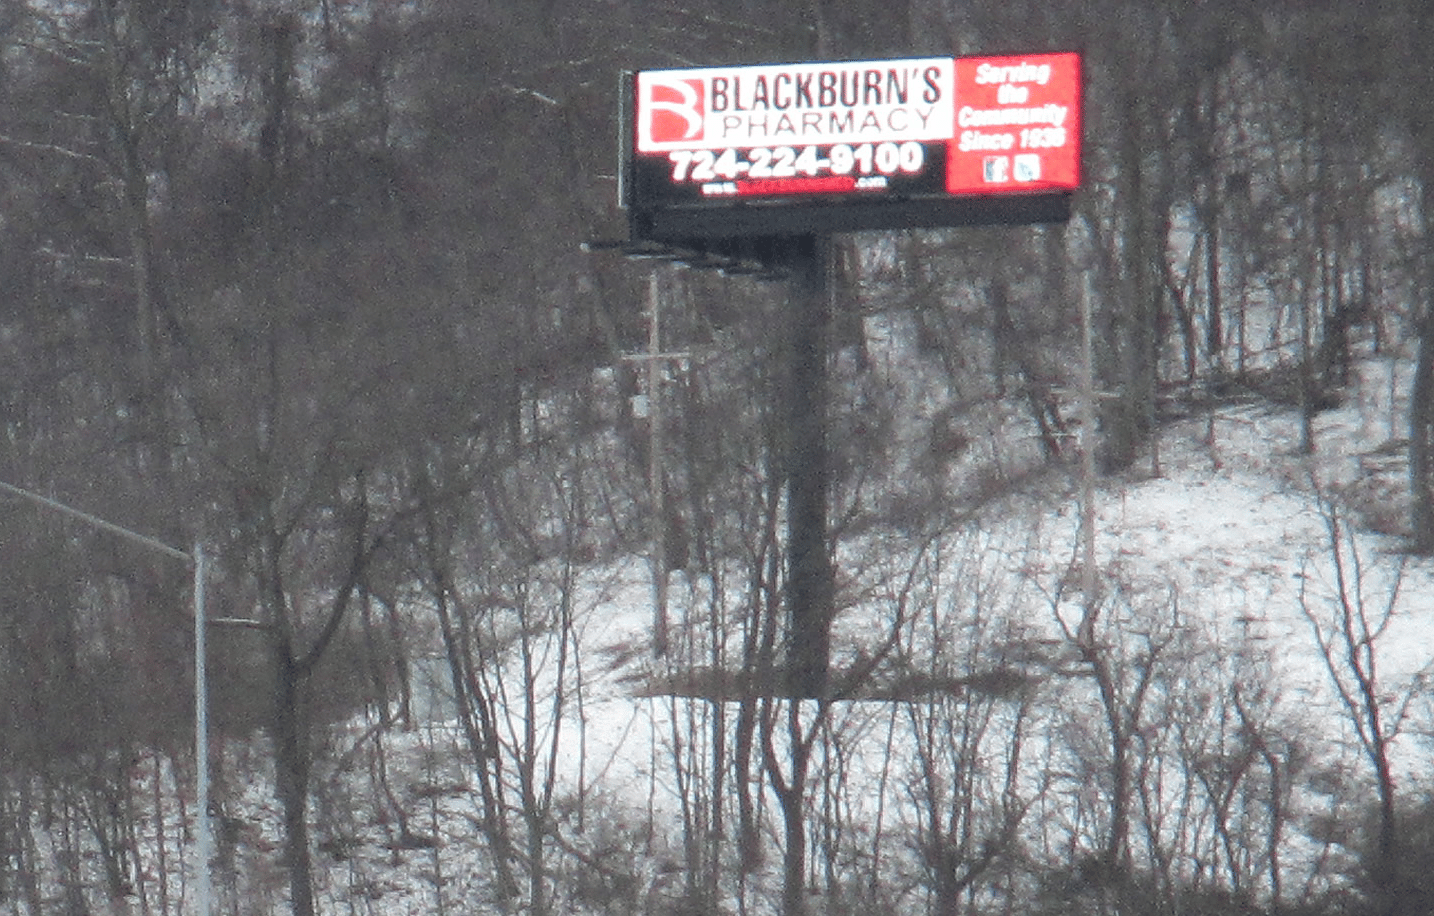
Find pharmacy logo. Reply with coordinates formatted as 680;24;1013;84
641;77;705;147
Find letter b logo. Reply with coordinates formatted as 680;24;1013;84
639;76;704;150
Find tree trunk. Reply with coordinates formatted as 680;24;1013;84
433;586;520;902
1411;307;1434;552
1100;80;1163;474
765;702;813;916
272;646;316;916
1410;167;1434;551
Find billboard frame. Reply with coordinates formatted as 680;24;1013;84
620;52;1081;244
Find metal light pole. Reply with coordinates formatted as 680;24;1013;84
193;544;211;916
0;480;212;916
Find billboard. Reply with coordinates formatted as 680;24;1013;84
623;52;1081;241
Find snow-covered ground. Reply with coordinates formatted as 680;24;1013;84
23;352;1434;916
503;352;1434;912
464;351;1433;911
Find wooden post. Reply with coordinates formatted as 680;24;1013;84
622;273;690;655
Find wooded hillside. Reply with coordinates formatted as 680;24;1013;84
3;3;1434;916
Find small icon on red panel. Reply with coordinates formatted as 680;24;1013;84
643;78;705;145
983;157;1009;183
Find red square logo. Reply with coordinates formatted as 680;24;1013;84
639;77;705;148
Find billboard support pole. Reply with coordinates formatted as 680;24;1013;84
784;234;834;699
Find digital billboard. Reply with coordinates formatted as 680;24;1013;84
622;52;1081;241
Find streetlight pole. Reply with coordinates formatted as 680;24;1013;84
193;544;211;916
0;480;212;916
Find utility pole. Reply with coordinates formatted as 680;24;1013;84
1077;278;1102;639
624;272;689;656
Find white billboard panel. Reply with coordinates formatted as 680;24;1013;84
636;58;956;152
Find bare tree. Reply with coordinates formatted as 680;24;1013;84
1298;496;1425;916
895;555;1039;916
